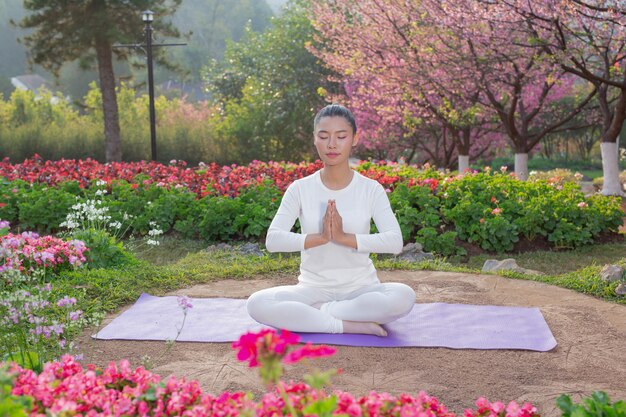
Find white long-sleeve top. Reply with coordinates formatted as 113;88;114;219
265;170;403;290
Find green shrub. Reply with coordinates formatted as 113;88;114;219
389;184;442;241
16;183;79;234
415;227;465;257
71;229;135;269
557;391;626;417
441;172;623;253
194;182;281;242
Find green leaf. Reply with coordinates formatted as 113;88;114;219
302;396;338;417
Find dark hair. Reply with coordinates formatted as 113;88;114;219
314;104;357;134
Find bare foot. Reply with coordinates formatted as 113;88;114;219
343;321;388;337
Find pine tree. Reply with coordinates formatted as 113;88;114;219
17;0;181;162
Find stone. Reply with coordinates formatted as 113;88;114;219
237;242;264;257
402;242;423;252
397;242;434;262
599;265;624;282
398;251;435;262
482;259;518;272
616;283;626;296
481;258;542;276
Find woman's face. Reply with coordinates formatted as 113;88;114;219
314;116;359;167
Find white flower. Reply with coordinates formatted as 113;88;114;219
146;239;160;246
109;221;122;229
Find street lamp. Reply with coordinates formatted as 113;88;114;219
141;10;154;23
113;11;185;162
142;10;157;162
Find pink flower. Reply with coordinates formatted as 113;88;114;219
492;401;505;413
177;295;193;311
491;208;502;216
577;201;588;208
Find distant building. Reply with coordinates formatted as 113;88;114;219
10;74;66;103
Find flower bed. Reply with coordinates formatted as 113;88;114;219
3;329;544;417
1;159;623;254
0;231;87;275
4;328;623;417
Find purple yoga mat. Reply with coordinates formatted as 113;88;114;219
92;293;557;351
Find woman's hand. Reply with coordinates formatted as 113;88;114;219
329;200;344;240
329;200;357;249
322;199;333;242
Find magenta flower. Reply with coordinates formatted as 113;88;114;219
232;331;263;367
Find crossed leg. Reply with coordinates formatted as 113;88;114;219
246;282;415;336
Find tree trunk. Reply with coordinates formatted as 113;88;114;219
457;128;470;173
600;142;624;196
599;90;626;196
458;155;469;173
514;153;529;180
95;37;122;162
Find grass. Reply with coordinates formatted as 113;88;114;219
449;240;626;275
578;169;604;179
129;237;207;266
125;237;626;305
55;236;626;318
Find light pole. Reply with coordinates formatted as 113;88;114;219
113;11;186;162
142;10;158;162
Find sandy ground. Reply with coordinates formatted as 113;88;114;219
78;270;626;416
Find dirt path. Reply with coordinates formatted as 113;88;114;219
79;271;626;416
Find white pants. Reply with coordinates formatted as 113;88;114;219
246;282;416;334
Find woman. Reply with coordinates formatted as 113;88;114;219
247;104;415;336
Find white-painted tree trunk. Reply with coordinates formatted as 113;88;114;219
458;155;469;173
514;153;529;180
600;142;625;196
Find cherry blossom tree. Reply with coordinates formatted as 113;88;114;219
310;0;597;178
309;0;502;172
490;0;626;194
